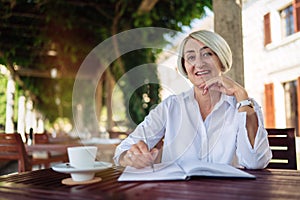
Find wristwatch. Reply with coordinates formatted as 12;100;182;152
236;99;254;109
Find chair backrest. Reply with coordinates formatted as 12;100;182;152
108;130;129;139
266;128;297;170
0;133;32;173
25;131;50;145
34;132;50;144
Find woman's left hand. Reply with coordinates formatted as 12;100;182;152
199;75;248;101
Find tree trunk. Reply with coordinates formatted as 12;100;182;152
213;0;244;86
95;77;103;126
105;70;114;131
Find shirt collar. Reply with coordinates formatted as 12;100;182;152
215;93;236;109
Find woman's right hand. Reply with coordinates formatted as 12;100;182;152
119;140;159;168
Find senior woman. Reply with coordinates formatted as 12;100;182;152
113;30;272;169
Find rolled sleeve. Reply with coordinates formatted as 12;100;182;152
236;102;272;169
113;135;137;165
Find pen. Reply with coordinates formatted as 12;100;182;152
142;125;155;172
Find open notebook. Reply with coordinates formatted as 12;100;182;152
118;160;256;181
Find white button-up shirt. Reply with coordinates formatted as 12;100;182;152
114;88;272;169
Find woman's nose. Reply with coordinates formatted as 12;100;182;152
194;55;204;68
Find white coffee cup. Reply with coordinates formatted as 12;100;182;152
67;146;98;181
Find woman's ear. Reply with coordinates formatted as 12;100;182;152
221;65;226;72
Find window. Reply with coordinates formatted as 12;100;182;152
283;80;299;136
265;79;300;136
280;5;294;37
264;0;300;45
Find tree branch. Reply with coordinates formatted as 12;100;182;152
137;0;160;15
111;0;127;75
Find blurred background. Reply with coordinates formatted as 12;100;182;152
0;0;299;158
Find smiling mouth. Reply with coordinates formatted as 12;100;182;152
195;70;209;76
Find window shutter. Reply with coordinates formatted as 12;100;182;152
293;0;300;32
264;13;271;45
264;83;275;127
297;77;300;136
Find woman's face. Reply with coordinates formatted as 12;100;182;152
183;38;223;88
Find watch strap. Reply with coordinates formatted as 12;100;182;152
236;99;253;109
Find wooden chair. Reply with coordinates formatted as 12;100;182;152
266;128;297;170
30;132;69;169
33;132;50;144
108;130;129;139
0;133;32;173
25;131;49;144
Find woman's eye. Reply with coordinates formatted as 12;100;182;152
202;52;213;57
186;55;195;61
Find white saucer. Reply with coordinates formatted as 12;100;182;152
52;161;112;174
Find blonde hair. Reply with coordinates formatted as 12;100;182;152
177;30;232;78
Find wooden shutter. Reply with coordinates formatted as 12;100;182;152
264;13;271;45
297;77;300;136
264;83;275;127
293;0;300;32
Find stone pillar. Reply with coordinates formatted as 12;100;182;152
5;76;15;133
17;95;26;141
31;110;37;133
25;99;33;133
36;116;45;133
213;0;244;86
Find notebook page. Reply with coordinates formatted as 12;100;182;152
180;160;256;179
118;162;187;181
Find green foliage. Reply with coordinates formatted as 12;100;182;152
128;83;161;125
0;0;212;127
13;82;19;123
0;74;7;126
132;0;212;30
111;49;161;127
23;77;74;122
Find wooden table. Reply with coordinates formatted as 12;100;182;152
0;167;299;200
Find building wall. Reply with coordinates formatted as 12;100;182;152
158;0;300;131
243;0;300;129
